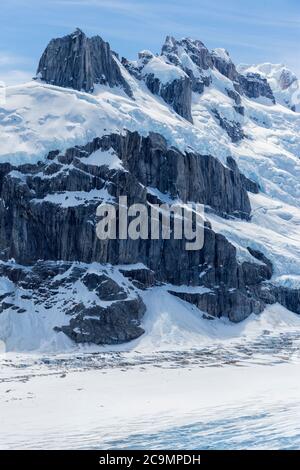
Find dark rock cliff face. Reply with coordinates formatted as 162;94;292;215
37;28;132;96
144;74;193;122
1;30;297;347
226;157;260;194
238;73;275;103
107;132;251;219
0;129;297;344
122;34;278;138
0;131;252;267
211;49;239;83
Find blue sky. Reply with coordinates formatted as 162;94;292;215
0;0;299;85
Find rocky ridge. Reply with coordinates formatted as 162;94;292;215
0;29;299;348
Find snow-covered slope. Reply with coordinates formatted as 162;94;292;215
0;31;300;352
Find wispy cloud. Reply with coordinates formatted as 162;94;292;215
52;0;154;17
0;0;298;78
181;0;300;28
45;0;300;67
51;0;300;28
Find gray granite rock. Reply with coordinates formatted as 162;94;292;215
162;36;213;70
1;129;298;339
211;49;239;82
36;28;132;96
82;273;127;300
0;260;146;344
0;132;252;276
226;157;260;194
120;267;156;289
60;297;146;345
212;109;245;143
238;72;275;103
169;289;264;323
145;73;193;122
161;36;212;94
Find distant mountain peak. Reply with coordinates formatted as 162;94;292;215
238;62;299;110
72;27;85;36
211;48;232;63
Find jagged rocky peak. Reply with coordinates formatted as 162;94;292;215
160;35;276;105
138;49;154;63
160;36;213;96
238;63;298;111
162;35;213;70
121;49;154;77
211;48;239;82
36;28;132;96
239;63;298;91
238;72;275;103
122;43;193;122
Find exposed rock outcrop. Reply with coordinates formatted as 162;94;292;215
161;36;212;94
0;129;288;336
1;128;299;340
162;36;213;70
60;297;145;345
238;72;275;103
0;260;146;344
212;110;245;143
144;73;193;122
226;157;260;194
0;131;252;269
169;288;264;323
122;49;193;122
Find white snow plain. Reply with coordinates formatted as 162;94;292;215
1;299;300;449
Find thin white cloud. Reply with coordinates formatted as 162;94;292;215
2;0;298;80
51;0;300;28
52;0;152;16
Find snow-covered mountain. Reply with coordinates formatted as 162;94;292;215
0;29;300;352
238;62;299;112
